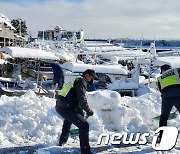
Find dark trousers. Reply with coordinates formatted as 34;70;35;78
55;106;91;154
159;96;180;138
159;96;180;127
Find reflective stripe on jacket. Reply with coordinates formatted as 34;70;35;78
158;68;180;90
56;76;90;112
59;76;83;97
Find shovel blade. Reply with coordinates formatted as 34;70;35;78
70;128;79;135
153;112;178;120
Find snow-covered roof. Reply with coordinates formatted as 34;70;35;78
0;14;16;30
0;47;59;60
62;62;128;75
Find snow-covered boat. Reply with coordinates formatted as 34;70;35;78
137;42;180;78
80;40;125;52
0;46;60;80
0;77;49;96
61;60;139;96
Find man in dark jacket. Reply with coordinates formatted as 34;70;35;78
157;64;180;139
55;69;98;154
51;62;64;90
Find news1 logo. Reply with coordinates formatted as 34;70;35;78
97;126;178;151
152;126;178;150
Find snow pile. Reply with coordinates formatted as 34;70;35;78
0;87;179;152
0;91;61;147
88;89;160;137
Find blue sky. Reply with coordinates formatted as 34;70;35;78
1;0;180;39
0;0;83;4
0;0;49;5
0;0;49;3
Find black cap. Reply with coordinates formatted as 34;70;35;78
161;64;172;73
83;69;99;80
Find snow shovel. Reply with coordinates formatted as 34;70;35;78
153;110;178;120
69;115;89;135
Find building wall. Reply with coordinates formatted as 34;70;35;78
0;23;25;47
38;27;83;42
0;23;14;46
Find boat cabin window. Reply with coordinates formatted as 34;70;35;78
96;73;112;83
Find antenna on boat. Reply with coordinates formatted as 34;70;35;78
120;39;123;47
147;36;157;86
153;34;156;46
140;33;143;50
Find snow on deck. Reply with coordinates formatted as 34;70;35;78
0;47;59;60
0;59;6;65
62;62;128;75
97;50;147;60
82;41;125;52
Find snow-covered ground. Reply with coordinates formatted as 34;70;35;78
0;44;180;153
0;82;179;153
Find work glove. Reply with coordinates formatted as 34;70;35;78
86;109;94;116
